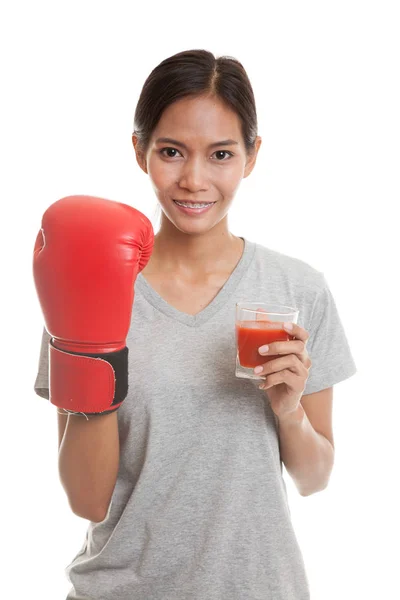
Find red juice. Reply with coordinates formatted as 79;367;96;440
236;320;295;368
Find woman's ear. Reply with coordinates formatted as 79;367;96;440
132;135;148;174
243;136;262;178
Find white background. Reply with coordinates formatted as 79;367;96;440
1;1;399;598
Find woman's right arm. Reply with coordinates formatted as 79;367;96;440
58;411;120;523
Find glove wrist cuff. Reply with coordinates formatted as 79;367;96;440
49;339;128;417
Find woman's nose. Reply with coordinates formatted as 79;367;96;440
177;158;208;191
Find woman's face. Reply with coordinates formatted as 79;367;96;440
132;94;261;233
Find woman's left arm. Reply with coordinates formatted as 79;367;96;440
276;394;335;496
255;322;335;496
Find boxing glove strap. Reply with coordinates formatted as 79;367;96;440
49;339;128;417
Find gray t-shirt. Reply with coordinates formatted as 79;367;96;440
34;237;357;600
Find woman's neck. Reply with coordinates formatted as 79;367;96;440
144;231;244;279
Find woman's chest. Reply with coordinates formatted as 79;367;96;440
140;272;230;316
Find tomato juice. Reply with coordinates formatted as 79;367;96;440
236;320;295;368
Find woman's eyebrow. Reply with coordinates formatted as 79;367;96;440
155;137;239;149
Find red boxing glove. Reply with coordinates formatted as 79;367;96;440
33;195;154;417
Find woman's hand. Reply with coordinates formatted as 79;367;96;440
255;323;312;421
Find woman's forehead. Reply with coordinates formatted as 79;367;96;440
152;97;243;145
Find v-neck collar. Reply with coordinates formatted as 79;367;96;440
135;237;256;327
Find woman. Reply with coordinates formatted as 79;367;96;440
34;49;357;599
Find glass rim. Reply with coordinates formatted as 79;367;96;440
235;301;298;316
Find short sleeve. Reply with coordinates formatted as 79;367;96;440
33;326;52;400
303;272;357;395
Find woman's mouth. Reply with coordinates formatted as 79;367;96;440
173;200;216;215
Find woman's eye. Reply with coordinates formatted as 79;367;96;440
159;148;233;160
214;150;233;160
160;148;181;158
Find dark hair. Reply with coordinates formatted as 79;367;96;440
133;49;258;158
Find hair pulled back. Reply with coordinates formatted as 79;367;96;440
133;49;258;157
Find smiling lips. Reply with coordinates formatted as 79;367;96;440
173;199;216;214
174;200;216;206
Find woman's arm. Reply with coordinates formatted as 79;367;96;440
277;388;335;496
58;411;120;522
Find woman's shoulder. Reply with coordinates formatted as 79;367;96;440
252;240;325;292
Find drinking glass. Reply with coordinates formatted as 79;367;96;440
235;302;299;380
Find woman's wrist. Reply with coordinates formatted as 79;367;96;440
276;403;305;427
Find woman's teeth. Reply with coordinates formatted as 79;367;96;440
174;201;214;208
